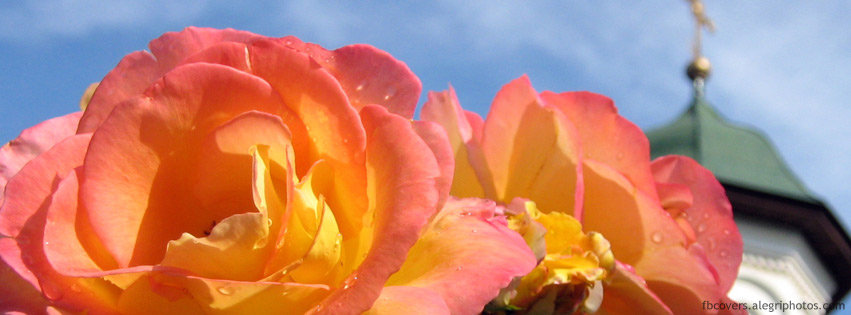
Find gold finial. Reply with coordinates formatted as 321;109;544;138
686;0;715;81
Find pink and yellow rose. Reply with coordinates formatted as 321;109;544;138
423;76;744;314
0;28;535;314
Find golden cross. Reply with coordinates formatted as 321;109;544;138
687;0;715;59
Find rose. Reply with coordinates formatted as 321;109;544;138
0;27;535;314
422;76;744;314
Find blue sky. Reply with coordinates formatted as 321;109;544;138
2;0;851;310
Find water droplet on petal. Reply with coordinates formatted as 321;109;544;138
703;213;710;219
267;218;273;226
616;152;624;160
719;250;728;257
456;266;463;271
343;138;349;144
285;40;293;46
472;229;477;233
697;223;707;233
41;281;64;301
723;229;731;235
216;286;234;295
324;59;330;63
651;231;663;243
69;283;82;293
707;237;717;249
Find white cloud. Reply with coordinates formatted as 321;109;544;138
0;0;208;42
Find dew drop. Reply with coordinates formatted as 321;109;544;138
456;266;463;271
356;83;365;92
651;231;663;243
70;283;82;293
616;152;624;160
41;281;64;301
285;40;293;46
723;229;731;236
324;59;330;63
383;88;397;101
330;55;335;59
707;237;717;249
282;291;290;296
719;250;728;258
43;241;50;246
343;138;349;144
703;213;710;219
216;286;234;296
267;218;273;226
697;223;707;233
472;229;477;233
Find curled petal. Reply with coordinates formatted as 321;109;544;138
542;90;658;200
0;134;90;238
317;105;441;314
148;27;263;73
76;50;160;133
421;87;493;200
274;36;422;118
481;76;583;217
651;155;743;294
386;198;537;314
44;168;118;275
412;121;455;211
248;38;368;239
82;63;286;267
0;111;82;207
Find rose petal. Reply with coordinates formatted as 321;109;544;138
122;270;329;314
481;76;584;217
82;63;286;267
248;38;368;239
385;197;537;314
651;155;743;293
0;134;90;238
0;238;49;314
44;168;118;275
316;105;441;314
0;137;123;312
177;41;252;72
0;111;82;206
78;27;266;134
274;36;422;118
365;286;451;315
421;87;493;200
76;51;160;133
598;262;672;315
412;121;455;211
542;90;658;200
581;159;723;313
148;27;263;73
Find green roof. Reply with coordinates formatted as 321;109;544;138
646;95;818;202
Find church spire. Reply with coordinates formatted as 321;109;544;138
685;0;714;96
